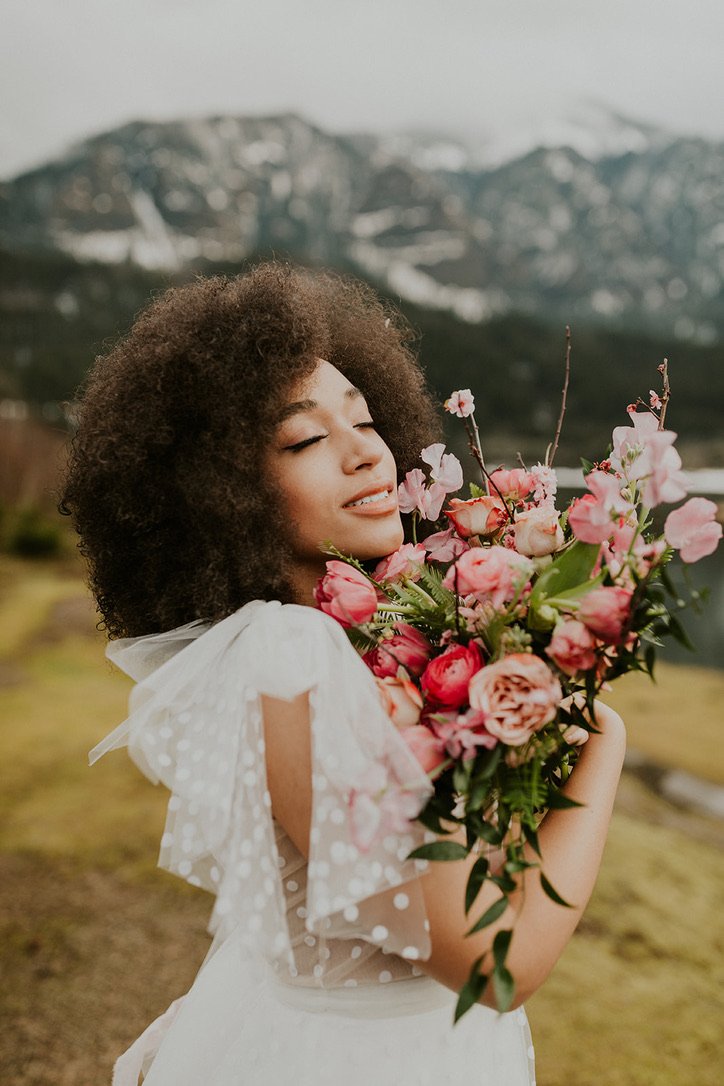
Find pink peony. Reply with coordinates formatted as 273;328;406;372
664;497;723;563
444;496;508;540
314;561;378;628
442;546;534;609
422;526;470;563
401;725;449;773
373;543;427;583
364;622;432;679
375;675;424;729
444;389;475;418
513;506;564;557
468;654;562;746
546;620;598;676
420;641;484;709
489;468;534;502
578;586;633;644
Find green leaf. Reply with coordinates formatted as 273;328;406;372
540;872;574;907
528;541;602;629
454;957;487;1023
467;895;508;935
464;856;490;914
492;929;512;970
469;482;485;499
469;817;504;846
545;790;585;810
522;821;541;857
492;966;515;1013
407;840;469;862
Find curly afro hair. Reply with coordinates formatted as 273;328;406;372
60;261;443;637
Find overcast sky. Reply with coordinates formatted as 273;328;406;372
3;0;723;179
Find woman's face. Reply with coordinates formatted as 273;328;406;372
264;359;404;601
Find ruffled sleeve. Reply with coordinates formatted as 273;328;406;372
89;600;436;974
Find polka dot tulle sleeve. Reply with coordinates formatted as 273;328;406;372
89;599;437;975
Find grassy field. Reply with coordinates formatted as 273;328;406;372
1;554;723;1086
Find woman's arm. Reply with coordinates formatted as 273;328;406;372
418;700;626;1008
262;689;626;1010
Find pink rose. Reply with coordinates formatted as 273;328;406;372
445;496;508;540
364;622;432;679
513;507;564;557
664;497;722;563
314;560;378;628
443;545;534;609
401;725;448;773
578;586;633;644
422;526;470;563
545;620;598;676
489;468;533;502
373;543;427;583
468;654;562;746
375;675;424;729
420;641;484;709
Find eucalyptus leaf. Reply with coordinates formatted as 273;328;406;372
467;895;508;935
407;840;469;862
540;872;574;907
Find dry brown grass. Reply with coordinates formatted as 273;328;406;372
1;554;723;1085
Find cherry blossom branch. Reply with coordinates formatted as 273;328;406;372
657;358;671;430
546;325;571;469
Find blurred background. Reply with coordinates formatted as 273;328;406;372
1;3;722;1084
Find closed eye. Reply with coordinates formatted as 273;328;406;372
285;421;376;452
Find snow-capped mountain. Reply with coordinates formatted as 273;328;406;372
1;108;722;341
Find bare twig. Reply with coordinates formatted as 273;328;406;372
657;358;671;430
547;325;571;468
463;419;514;522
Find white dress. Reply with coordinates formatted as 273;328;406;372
89;600;536;1085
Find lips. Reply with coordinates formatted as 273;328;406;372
343;481;395;508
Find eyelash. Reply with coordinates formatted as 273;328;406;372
287;421;376;453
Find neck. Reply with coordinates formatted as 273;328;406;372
288;561;326;608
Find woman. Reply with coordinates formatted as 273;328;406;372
62;262;626;1085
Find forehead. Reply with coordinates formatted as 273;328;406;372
278;359;364;423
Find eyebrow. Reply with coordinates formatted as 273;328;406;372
277;385;364;423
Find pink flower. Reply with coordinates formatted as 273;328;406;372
364;622;432;679
422;526;470;563
421;443;464;490
443;546;534;609
375;675;424;729
444;389;475;418
529;462;558;506
649;390;662;410
420;641;484;709
489;468;533;502
637;431;688;507
611;409;659;468
578;586;633;644
428;707;497;761
398;468;428;517
545;620;598;676
568;471;632;544
513;506;564;557
401;725;449;773
664;498;723;563
347;763;422;851
468;654;562;746
374;543;427;583
444;495;508;540
314;561;378;628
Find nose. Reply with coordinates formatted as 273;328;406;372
342;426;384;474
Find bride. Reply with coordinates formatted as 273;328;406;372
61;262;626;1085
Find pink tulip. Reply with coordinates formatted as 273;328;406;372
546;620;598;676
364;622;433;679
314;561;378;628
664;498;723;563
578;586;633;644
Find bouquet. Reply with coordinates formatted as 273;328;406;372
313;356;722;1022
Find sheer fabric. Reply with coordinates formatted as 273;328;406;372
90;600;535;1084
